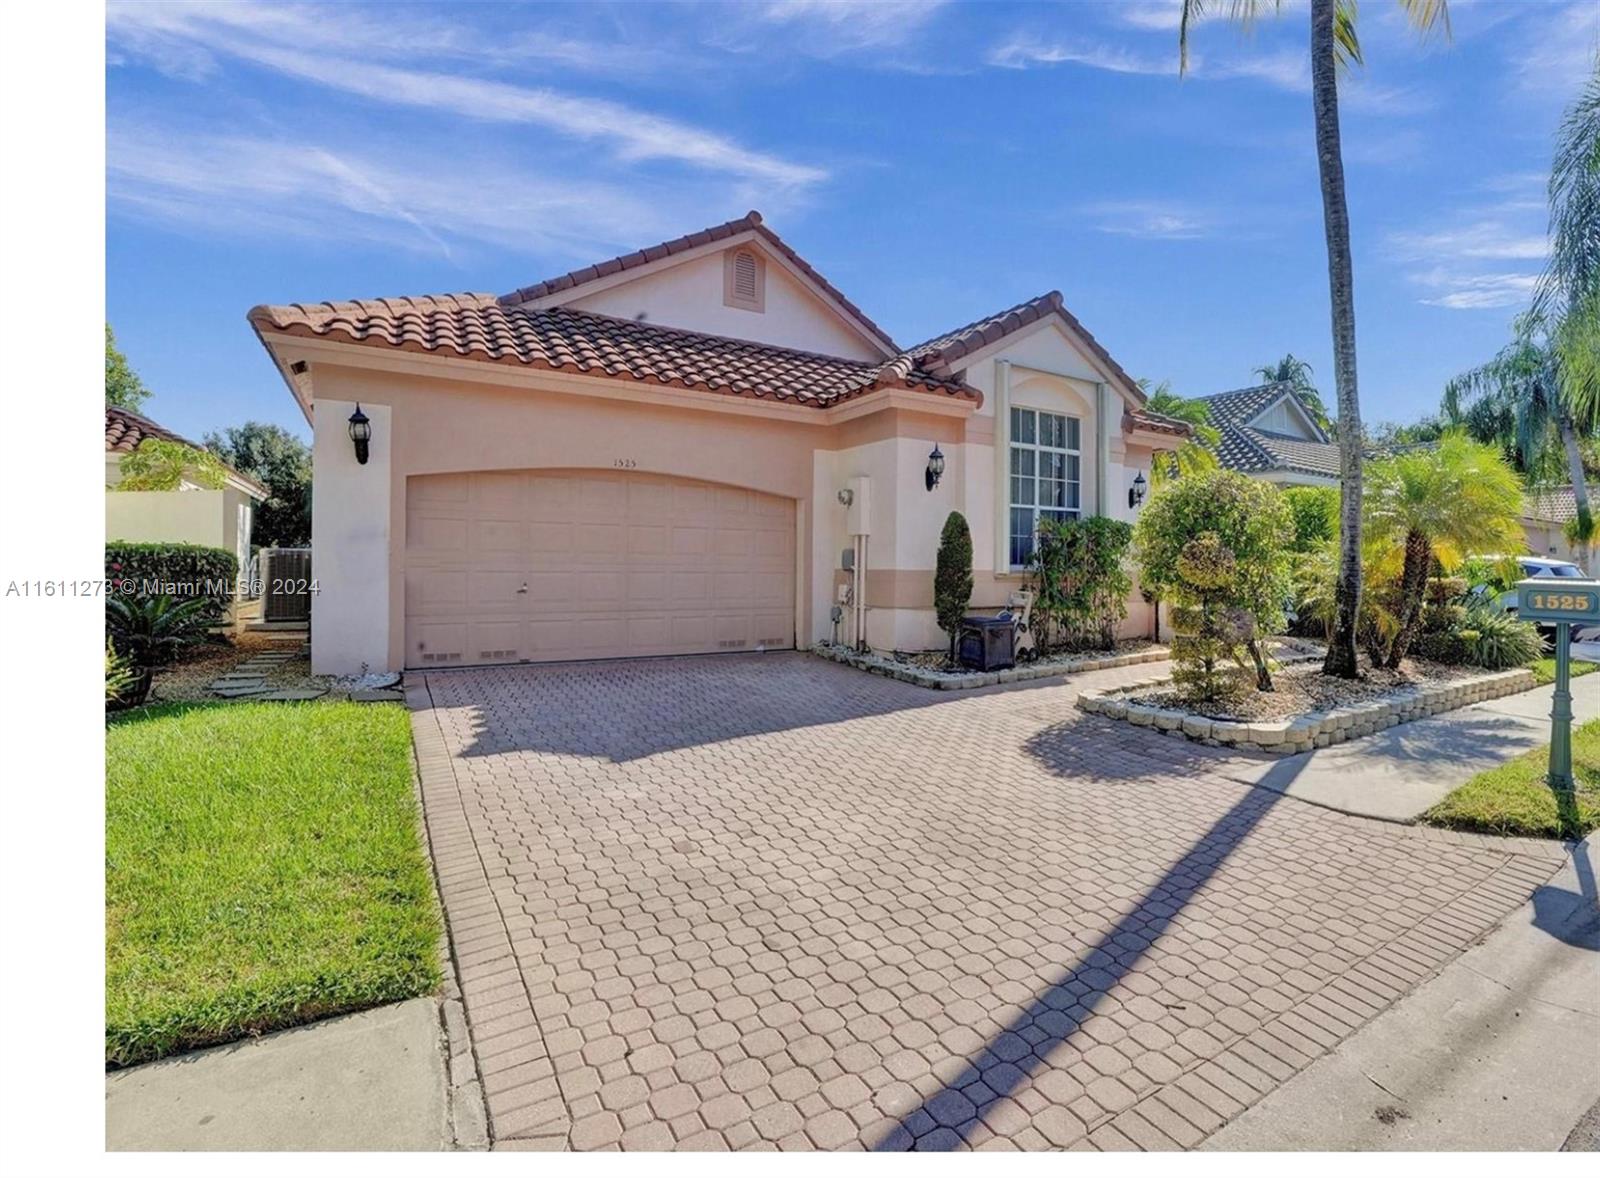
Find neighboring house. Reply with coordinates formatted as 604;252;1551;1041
250;211;1188;674
105;406;267;581
1199;382;1341;487
1521;485;1597;570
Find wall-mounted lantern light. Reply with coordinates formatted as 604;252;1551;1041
348;403;372;466
1129;470;1147;509
925;444;945;492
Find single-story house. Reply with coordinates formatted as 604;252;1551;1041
1521;484;1597;571
105;405;266;580
250;211;1189;674
1200;382;1341;487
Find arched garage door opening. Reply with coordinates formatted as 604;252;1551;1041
404;470;796;668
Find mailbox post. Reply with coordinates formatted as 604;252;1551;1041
1514;578;1600;791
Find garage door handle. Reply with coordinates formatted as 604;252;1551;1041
517;583;528;594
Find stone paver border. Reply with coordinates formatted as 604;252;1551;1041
408;679;563;1150
811;642;1170;691
1078;666;1537;755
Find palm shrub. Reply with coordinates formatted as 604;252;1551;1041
1364;432;1525;668
107;592;212;683
1135;470;1294;696
933;511;973;664
1027;516;1133;652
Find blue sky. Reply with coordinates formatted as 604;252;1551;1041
106;0;1599;443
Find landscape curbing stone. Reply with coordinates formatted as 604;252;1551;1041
811;642;1171;691
1077;666;1538;755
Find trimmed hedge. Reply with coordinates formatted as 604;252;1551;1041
107;542;238;621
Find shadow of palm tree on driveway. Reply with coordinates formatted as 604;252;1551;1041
870;752;1311;1150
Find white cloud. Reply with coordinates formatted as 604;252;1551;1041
106;1;824;188
758;0;950;51
1416;272;1540;310
1503;0;1600;99
986;31;1306;91
1390;216;1547;311
1390;223;1547;263
1083;200;1215;240
105;121;687;263
987;35;1175;76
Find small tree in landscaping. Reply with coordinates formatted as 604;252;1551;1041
1364;432;1525;668
1135;470;1294;697
1283;486;1339;553
934;511;973;664
1168;534;1251;703
1028;516;1133;651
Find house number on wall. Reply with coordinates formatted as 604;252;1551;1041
613;458;638;469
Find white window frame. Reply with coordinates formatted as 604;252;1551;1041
1008;406;1081;569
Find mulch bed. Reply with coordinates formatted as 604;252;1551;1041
1128;657;1481;722
886;639;1160;677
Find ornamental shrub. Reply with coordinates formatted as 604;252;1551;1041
1135;470;1294;699
1027;516;1133;652
933;512;973;663
106;542;238;623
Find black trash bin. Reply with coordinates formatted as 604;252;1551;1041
958;615;1016;671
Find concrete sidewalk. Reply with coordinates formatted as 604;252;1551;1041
106;998;450;1151
1227;673;1600;822
1203;837;1600;1151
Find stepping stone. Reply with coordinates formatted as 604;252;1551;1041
213;686;270;698
210;677;266;689
256;689;328;701
348;689;405;703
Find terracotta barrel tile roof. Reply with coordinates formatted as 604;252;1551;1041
105;405;192;453
908;291;1144;402
249;296;978;409
497;211;902;354
105;405;268;497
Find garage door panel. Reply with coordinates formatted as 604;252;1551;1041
406;470;795;667
473;518;526;554
406;569;467;615
408;514;468;557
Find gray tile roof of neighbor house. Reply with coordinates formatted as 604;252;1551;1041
1199;381;1342;480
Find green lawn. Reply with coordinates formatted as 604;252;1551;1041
1423;717;1600;840
107;702;441;1066
1531;657;1600;686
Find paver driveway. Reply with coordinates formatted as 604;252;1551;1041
409;653;1564;1151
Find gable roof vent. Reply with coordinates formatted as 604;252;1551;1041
724;247;765;312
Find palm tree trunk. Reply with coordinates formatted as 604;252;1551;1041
1557;406;1594;572
1311;0;1365;679
1387;530;1432;669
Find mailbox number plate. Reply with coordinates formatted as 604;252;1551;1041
1516;579;1600;624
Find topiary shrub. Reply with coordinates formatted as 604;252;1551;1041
933;512;974;663
1134;470;1294;698
1028;516;1133;652
106;542;238;623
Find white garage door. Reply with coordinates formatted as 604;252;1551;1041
404;470;796;668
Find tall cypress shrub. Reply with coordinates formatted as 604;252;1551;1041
934;512;973;664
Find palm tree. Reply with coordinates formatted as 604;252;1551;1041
1255;353;1332;432
1179;0;1452;679
1446;321;1597;570
1364;432;1524;668
1138;379;1221;484
1534;51;1600;423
